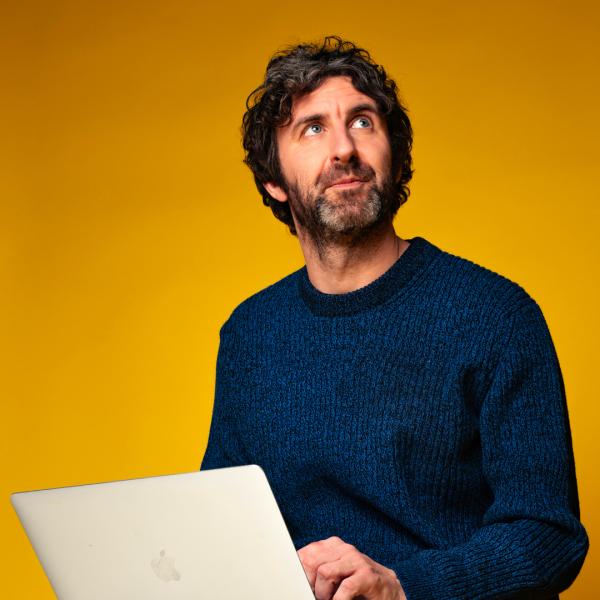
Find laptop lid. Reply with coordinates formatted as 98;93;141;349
11;465;314;600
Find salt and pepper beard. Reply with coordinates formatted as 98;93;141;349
282;161;398;257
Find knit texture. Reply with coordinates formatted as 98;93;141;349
200;236;588;599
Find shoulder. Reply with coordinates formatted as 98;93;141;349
421;239;557;378
424;238;539;319
219;267;304;337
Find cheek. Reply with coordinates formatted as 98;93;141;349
289;152;324;188
369;141;393;177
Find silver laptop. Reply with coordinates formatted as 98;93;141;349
11;464;315;600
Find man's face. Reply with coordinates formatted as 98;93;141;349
265;76;397;245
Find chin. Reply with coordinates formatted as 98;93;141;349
321;209;383;235
320;198;381;231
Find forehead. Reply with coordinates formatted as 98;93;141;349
289;75;376;120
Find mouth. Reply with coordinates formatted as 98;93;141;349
326;177;368;190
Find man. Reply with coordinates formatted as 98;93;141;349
200;37;588;599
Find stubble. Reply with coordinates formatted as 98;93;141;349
285;161;397;256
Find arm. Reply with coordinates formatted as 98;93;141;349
200;319;246;471
391;299;589;599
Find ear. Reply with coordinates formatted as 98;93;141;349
264;181;288;203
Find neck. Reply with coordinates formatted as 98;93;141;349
297;220;410;294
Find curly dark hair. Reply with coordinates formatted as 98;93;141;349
241;36;414;236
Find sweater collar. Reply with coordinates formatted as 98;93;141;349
297;236;441;317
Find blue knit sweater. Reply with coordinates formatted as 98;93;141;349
200;236;588;599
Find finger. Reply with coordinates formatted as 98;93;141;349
298;538;347;589
298;536;347;563
331;568;372;600
314;556;360;600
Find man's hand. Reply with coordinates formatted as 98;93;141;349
297;536;407;600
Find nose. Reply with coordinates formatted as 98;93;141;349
329;123;357;164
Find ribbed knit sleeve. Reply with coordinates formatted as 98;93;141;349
392;299;589;600
200;320;246;471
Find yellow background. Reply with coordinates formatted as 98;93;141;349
2;0;598;597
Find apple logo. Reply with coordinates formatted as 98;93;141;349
151;549;181;582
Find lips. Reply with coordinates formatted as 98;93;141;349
326;177;367;189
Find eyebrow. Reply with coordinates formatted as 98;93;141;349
290;102;380;135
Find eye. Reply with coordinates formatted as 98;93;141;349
304;123;323;136
351;116;372;129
